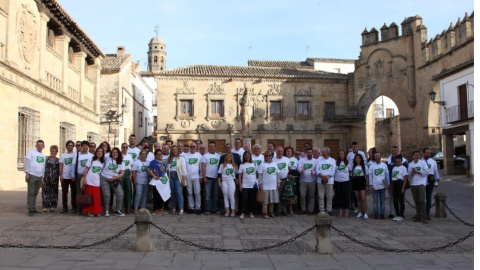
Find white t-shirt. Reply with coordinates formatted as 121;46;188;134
218;164;236;181
127;146;141;162
101;156;125;179
168;156;186;172
231;148;245;162
408;160;429;186
259;162;279;190
392;165;408;181
347;150;367;165
352;165;366;177
252;154;264;168
161;154;170;164
239;162;257;188
183;152;202;179
122;154;134;170
85;159;103;187
368;162;390;189
298;158;317;183
273;156;289;179
26;150;46;177
286;157;298;171
146;152;155;162
132;159;151;185
75;152;93;175
335;161;350;182
316;156;336;184
60;152;76;179
423;158;439;179
201;152;221;178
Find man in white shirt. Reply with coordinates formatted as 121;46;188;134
231;138;245;162
408;150;429;223
385;146;408;218
127;134;141;162
25;140;46;216
184;142;203;214
316;147;336;215
73;141;93;215
201;141;221;214
59;140;77;213
299;149;317;215
422;148;439;221
252;144;264;167
267;142;277;158
346;142;367;166
273;147;290;216
368;152;390;219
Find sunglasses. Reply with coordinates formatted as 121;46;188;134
265;154;273;157
75;145;81;147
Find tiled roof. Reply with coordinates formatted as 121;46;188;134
101;54;131;70
307;58;356;63
151;65;348;80
248;60;314;69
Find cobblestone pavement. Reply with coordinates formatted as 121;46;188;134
0;173;473;269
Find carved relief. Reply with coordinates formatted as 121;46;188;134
176;81;195;93
207;82;225;94
295;87;312;96
299;121;308;130
180;120;190;128
211;120;222;129
17;4;37;67
267;83;282;95
374;59;384;78
271;121;280;130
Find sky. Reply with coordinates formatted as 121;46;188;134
57;0;474;70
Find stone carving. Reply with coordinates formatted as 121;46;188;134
211;120;222;129
17;4;37;66
295;87;312;96
165;123;174;130
299;121;308;129
267;83;282;95
374;59;384;78
207;82;225;94
176;81;194;93
271;121;280;130
239;84;253;134
180;120;190;128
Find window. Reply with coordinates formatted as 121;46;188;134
386;108;395;118
139;111;143;127
324;102;335;119
270;101;282;117
180;100;193;117
154;56;158;63
211;100;224;117
59;122;76;150
298;101;310;119
17;108;40;168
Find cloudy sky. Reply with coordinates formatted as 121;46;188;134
58;0;474;70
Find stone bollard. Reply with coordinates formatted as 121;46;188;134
134;208;152;252
434;192;447;218
314;212;332;254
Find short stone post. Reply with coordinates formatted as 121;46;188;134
135;208;152;252
315;212;332;254
435;192;447;218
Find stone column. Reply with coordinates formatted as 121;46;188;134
434;192;447;218
134;208;152;252
442;134;455;175
314;212;332;254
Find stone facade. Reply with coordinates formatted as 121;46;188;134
0;0;103;190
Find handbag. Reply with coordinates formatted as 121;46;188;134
256;190;266;203
76;187;92;207
281;179;295;199
404;179;411;189
427;174;435;184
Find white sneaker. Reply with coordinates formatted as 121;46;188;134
179;209;184;216
363;213;369;219
115;210;125;217
104;211;109;217
356;213;363;218
396;216;404;221
354;208;359;214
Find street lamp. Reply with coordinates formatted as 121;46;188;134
428;90;446;106
102;104;127;147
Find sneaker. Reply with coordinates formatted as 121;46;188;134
396;216;404;221
115;210;125;217
195;210;201;215
250;213;255;218
353;208;359;214
388;214;395;219
179;209;184;216
42;208;48;212
205;211;210;215
104;211;110;217
28;211;34;217
32;210;41;214
188;209;195;214
240;214;245;219
363;213;369;219
392;216;399;221
171;209;176;215
87;213;94;217
230;212;235;217
356;213;363;218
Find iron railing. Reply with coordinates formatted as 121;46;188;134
446;101;474;123
324;106;366;120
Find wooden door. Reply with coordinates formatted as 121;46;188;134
296;139;312;152
324;139;340;158
208;139;226;154
458;84;468;120
267;139;284;149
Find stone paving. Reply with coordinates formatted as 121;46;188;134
0;173;473;269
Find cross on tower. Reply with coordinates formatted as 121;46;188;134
154;25;159;37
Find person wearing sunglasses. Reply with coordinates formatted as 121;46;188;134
258;151;280;219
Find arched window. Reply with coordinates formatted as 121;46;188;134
154;56;157;63
160;56;164;63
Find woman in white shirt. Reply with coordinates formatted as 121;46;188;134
167;145;187;215
132;150;151;212
284;146;298;171
352;154;369;219
238;151;256;219
100;147;125;217
218;153;237;217
80;147;105;217
258;151;280;219
335;150;350;217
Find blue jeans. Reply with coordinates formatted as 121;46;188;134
133;183;149;210
372;188;386;216
205;177;218;212
170;172;184;210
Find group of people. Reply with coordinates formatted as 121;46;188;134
25;137;439;223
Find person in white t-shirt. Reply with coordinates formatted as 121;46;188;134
238;151;257;219
132;150;151;212
422;147;440;220
80;147;104;217
408;151;429;223
273;147;289;216
251;144;264;168
121;143;134;214
258;151;280;219
218;153;237;217
167;145;187;215
127;135;141;162
231;138;245;162
391;155;409;221
298;149;317;215
73;141;93;214
316;147;336;215
335;150;350;217
201;142;221;214
183;142;203;214
25;140;46;216
100;147;125;217
351;154;369;219
368;152;390;220
59;140;77;213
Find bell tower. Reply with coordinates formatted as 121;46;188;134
147;26;166;72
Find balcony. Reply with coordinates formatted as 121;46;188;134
324;106;366;121
445;101;474;124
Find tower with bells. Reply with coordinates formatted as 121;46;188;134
147;26;166;72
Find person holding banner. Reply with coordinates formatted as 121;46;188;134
148;149;169;215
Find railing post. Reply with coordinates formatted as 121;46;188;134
134;208;152;252
434;192;448;218
315;212;332;254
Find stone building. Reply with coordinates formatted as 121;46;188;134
0;0;103;190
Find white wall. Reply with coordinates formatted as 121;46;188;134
313;62;355;74
133;75;154;140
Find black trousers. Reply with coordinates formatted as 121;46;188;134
392;180;405;216
153;186;164;210
61;178;77;209
335;181;350;209
240;188;256;214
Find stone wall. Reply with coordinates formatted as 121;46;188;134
374;116;401;156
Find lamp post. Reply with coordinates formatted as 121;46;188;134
428;90;446;106
102;104;127;148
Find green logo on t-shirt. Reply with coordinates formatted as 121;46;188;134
415;166;421;171
321;164;331;170
162;158;168;163
225;168;234;176
353;169;363;176
141;166;147;172
267;167;276;175
124;160;130;166
36;156;45;163
129;153;137;159
92;166;101;173
392;171;400;178
246;167;255;175
290;161;295;166
108;163;118;171
209;158;218;165
170;161;177;168
338;165;346;171
80;159;87;167
374;168;384;176
189;158;198;165
304;163;313;170
255;160;262;166
427;164;432;169
160;176;168;184
64;157;73;165
277;163;286;170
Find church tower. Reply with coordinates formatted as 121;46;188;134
147;31;166;72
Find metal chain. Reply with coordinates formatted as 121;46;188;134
331;225;473;253
445;204;474;227
149;221;316;253
0;222;135;250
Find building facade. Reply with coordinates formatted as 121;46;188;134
0;0;103;190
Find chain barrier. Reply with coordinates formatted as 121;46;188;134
331;225;473;253
0;222;135;250
445;204;474;227
149;221;316;253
